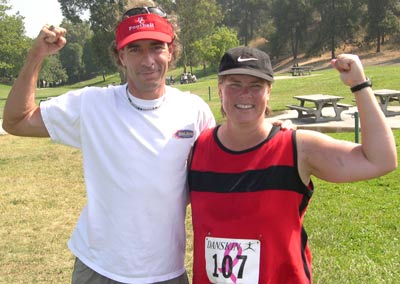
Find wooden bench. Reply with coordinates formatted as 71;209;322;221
324;103;352;118
288;94;350;122
286;105;318;118
291;66;313;76
374;89;400;116
324;102;352;109
287;102;352;122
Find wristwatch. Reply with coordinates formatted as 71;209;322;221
350;78;372;93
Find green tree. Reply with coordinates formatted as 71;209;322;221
176;0;222;73
58;0;126;76
193;26;239;72
82;40;100;80
217;0;272;46
310;0;364;59
59;19;98;80
270;0;314;60
61;18;92;47
60;42;83;83
366;0;400;52
0;0;31;79
39;55;68;87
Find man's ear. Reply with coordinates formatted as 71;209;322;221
118;50;126;67
168;44;174;62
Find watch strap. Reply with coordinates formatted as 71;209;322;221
350;78;372;93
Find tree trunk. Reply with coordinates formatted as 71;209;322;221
331;34;335;59
376;32;381;52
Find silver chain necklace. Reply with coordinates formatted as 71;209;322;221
126;86;165;111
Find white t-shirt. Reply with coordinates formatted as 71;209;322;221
40;84;215;283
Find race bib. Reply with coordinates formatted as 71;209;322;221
205;236;261;284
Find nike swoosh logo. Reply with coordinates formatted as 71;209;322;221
237;56;259;62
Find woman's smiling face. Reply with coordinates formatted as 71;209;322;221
219;74;271;124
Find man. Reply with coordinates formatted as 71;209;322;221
3;6;214;284
188;47;397;284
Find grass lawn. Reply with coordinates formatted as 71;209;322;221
1;132;399;283
1;65;400;283
306;133;400;283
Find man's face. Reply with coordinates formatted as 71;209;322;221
118;39;172;97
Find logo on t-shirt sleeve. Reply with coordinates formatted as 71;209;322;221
174;129;194;139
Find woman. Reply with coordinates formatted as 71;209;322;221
188;46;397;284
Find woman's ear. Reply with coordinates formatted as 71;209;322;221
265;84;272;99
218;85;223;99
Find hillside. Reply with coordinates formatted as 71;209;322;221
273;46;400;74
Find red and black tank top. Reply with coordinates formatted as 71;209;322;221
189;125;314;284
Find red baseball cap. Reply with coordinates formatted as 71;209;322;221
116;14;174;50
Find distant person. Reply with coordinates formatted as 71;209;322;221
191;73;197;83
188;47;397;284
2;3;215;284
169;75;175;84
181;72;188;84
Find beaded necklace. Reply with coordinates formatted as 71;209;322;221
126;86;165;111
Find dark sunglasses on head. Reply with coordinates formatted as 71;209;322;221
122;6;167;19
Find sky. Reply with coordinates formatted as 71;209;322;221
8;0;65;38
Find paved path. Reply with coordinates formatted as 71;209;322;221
267;106;400;132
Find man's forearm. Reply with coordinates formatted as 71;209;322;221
2;24;66;137
2;50;47;136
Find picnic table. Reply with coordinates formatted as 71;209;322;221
373;89;400;116
287;94;352;122
291;66;313;76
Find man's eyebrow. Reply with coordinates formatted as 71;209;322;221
150;41;167;46
126;41;166;48
126;43;139;48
